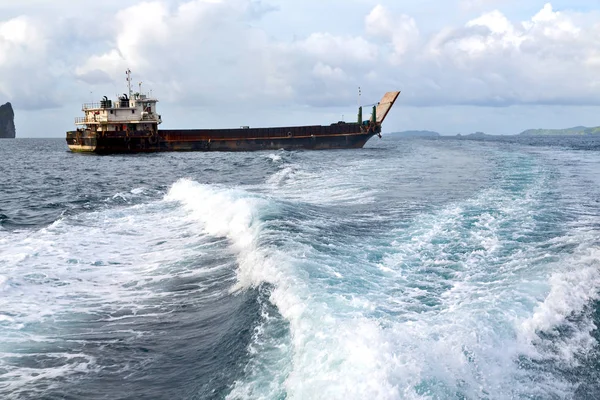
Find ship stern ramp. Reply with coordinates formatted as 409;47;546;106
376;91;401;124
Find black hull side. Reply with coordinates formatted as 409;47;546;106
89;134;376;153
67;123;379;153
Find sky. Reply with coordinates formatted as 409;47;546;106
0;0;599;137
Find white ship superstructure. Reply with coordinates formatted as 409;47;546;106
67;70;161;152
75;70;161;133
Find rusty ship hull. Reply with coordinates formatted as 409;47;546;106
66;123;378;153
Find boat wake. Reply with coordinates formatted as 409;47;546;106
1;138;600;399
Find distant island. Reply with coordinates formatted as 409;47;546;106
457;132;488;138
519;126;600;136
388;130;440;138
387;126;600;138
389;130;492;138
0;102;15;138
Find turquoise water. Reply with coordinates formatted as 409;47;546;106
0;136;599;399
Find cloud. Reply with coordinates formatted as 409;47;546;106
365;5;419;64
459;0;507;12
293;33;377;65
411;3;600;107
0;16;66;109
1;1;600;116
74;1;279;106
74;0;382;108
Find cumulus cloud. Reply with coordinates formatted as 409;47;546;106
0;16;60;109
1;1;599;116
75;1;283;106
415;3;600;106
0;10;118;109
73;0;384;108
70;1;600;110
365;5;419;64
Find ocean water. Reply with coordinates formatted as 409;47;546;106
0;135;599;399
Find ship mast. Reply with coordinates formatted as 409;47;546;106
126;69;132;99
357;86;362;124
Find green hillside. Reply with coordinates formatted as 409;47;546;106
519;126;600;136
388;130;440;137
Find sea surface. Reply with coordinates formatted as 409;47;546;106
0;135;599;399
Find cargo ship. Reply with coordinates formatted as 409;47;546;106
66;70;400;153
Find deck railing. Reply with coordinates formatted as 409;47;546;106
82;102;131;110
82;103;102;110
75;115;108;124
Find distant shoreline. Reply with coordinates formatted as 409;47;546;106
387;126;600;138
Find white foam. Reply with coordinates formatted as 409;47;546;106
0;352;96;396
0;181;241;391
266;154;282;162
165;178;265;257
0;314;13;323
162;179;407;399
266;166;296;187
263;157;379;205
359;160;591;398
224;180;528;398
519;246;600;358
131;187;146;195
